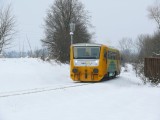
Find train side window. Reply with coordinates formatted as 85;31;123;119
115;53;117;60
112;52;114;60
116;53;119;60
111;52;113;60
109;51;112;59
109;52;116;60
118;53;120;60
108;51;110;59
110;52;113;59
113;52;116;60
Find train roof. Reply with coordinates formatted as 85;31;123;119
72;43;102;47
72;43;119;51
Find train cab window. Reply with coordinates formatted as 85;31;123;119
91;48;99;58
74;46;100;59
74;48;85;58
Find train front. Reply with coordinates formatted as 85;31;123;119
70;43;103;82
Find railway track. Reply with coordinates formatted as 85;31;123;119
0;83;92;98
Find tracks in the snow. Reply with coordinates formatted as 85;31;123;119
0;83;92;98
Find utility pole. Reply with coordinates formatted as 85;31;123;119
70;22;75;45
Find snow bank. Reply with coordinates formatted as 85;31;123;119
0;58;72;92
0;58;159;120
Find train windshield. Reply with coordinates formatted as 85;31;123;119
74;46;100;59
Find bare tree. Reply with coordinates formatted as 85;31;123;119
0;5;15;54
118;38;135;64
42;0;92;63
136;35;152;58
119;37;134;52
148;1;160;29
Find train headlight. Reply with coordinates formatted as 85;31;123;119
95;60;99;66
72;68;78;73
74;60;78;66
93;68;99;73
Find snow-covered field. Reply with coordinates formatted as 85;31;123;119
0;58;160;120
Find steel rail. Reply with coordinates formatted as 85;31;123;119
0;83;92;98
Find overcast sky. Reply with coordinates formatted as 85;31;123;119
1;0;156;51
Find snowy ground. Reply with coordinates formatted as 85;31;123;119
0;58;160;120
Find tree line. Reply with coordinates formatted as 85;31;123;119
118;1;160;84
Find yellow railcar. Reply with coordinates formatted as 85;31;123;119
70;43;121;82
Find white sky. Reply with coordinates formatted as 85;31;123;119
1;0;156;51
